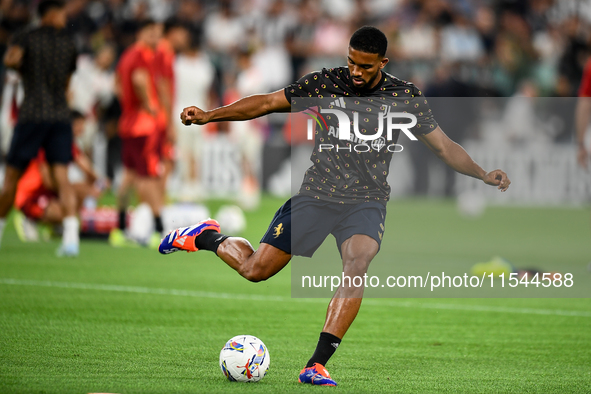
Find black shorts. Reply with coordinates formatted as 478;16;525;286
260;195;387;257
7;122;73;170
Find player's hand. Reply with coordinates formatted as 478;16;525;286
143;104;158;117
577;145;589;170
482;169;511;192
181;106;209;126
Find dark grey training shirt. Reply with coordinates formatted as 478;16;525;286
10;26;77;123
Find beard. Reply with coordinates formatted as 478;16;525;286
351;70;381;92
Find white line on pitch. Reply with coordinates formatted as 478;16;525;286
1;278;590;317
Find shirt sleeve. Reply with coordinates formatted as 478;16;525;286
407;85;438;136
284;71;325;101
155;50;174;81
284;71;327;112
129;50;150;74
578;59;591;97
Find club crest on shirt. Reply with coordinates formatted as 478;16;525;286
274;223;284;238
371;137;386;151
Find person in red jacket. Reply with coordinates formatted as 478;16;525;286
110;19;164;249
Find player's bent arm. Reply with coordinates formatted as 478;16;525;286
131;68;156;115
74;153;98;183
3;45;24;69
182;89;290;125
418;126;511;191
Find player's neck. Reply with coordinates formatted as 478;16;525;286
367;70;383;90
40;20;62;29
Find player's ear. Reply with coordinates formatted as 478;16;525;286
379;57;389;69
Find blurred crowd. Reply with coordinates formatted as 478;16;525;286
0;0;590;187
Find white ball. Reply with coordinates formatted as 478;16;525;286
456;190;486;218
216;205;247;235
128;203;153;242
219;335;270;382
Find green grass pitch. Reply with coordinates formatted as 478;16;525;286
1;196;590;393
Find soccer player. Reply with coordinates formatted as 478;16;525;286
110;19;165;249
0;0;79;255
160;26;511;386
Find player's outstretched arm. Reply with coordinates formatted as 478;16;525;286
418;126;511;192
181;89;291;126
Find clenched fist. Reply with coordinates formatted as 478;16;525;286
180;106;210;126
482;169;511;192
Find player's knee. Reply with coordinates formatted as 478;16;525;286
242;267;269;283
241;259;271;283
342;257;371;276
1;180;18;195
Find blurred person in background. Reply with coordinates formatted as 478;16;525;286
173;28;216;201
203;0;245;78
222;48;267;209
0;0;79;256
558;16;591;96
493;9;538;95
13;110;108;242
154;19;191;201
286;0;320;81
576;56;591;170
109;19;164;249
0;68;23;158
68;43;117;158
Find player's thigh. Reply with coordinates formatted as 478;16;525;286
1;165;23;193
259;197;331;258
333;203;385;273
6;123;49;171
119;167;136;190
339;234;379;274
43;122;73;166
49;163;70;188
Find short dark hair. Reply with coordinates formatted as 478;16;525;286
163;18;187;34
349;26;387;57
38;0;65;18
137;18;157;32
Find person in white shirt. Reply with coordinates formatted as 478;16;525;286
173;32;216;200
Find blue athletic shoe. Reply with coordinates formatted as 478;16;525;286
298;363;337;386
158;219;220;254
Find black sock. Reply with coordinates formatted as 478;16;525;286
305;332;341;368
154;216;163;233
118;210;126;230
194;230;229;254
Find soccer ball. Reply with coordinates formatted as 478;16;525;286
219;335;270;382
216;205;247;235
